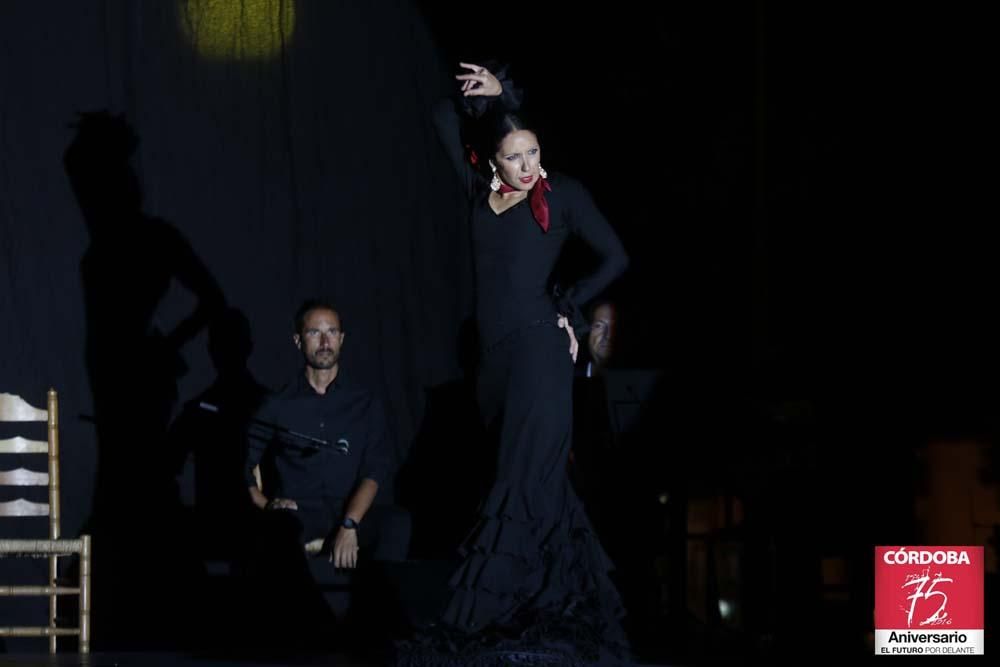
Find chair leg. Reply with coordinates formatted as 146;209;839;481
79;536;91;654
49;554;57;654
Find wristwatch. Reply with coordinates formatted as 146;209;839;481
342;517;359;530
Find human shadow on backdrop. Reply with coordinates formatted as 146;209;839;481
64;111;226;649
164;307;274;650
168;307;268;565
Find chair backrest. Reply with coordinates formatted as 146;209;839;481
0;390;60;540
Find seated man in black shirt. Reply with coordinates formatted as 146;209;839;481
246;300;410;570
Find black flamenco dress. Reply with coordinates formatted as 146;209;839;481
398;87;631;666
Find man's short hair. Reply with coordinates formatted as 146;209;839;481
588;299;616;320
294;299;341;335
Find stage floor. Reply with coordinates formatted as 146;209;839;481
0;654;677;667
0;654;364;667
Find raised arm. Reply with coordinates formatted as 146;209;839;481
431;62;523;199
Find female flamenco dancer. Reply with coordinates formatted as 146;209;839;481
398;63;632;666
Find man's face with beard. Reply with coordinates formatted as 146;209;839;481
588;303;616;367
294;308;344;370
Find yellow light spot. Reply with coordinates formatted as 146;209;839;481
180;0;295;61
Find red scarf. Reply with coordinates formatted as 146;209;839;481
498;177;552;232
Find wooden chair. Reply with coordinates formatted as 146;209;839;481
0;389;91;653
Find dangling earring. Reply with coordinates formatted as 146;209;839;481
538;165;548;180
489;161;501;192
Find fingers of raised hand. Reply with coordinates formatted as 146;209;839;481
459;61;486;74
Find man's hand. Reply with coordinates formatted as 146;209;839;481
265;497;298;511
330;527;359;569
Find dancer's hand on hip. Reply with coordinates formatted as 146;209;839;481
557;315;579;363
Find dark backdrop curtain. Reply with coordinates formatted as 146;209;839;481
1;0;469;648
1;0;468;528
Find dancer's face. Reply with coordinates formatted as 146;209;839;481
493;129;541;192
294;308;344;370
